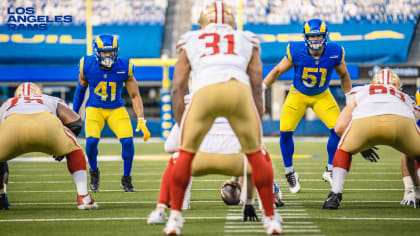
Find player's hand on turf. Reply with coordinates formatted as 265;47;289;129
243;204;259;221
136;118;150;142
360;147;380;162
53;155;66;162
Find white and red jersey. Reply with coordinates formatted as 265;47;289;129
347;84;420;120
0;94;67;122
164;117;240;154
176;24;260;93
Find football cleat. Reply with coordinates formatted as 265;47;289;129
147;208;166;224
0;193;9;210
77;193;98;210
163;214;183;235
263;213;283;235
401;188;415;206
322;167;333;186
89;169;100;192
322;191;342;210
415;198;420;208
121;176;135;192
285;171;301;193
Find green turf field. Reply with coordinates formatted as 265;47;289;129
1;141;418;236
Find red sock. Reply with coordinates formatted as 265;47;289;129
333;149;352;172
246;150;274;217
170;150;195;211
66;149;87;174
158;157;174;206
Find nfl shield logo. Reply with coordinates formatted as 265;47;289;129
104;74;107;79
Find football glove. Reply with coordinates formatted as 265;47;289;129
136;118;150;142
360;147;380;162
53;155;66;162
243;204;259;222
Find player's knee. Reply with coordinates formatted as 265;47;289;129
120;137;134;160
280;131;293;145
86;137;100;146
327;129;340;148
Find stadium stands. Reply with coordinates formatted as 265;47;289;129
191;0;419;24
0;0;168;26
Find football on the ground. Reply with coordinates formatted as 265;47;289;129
221;183;241;205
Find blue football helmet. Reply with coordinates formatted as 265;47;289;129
94;34;119;68
303;19;328;51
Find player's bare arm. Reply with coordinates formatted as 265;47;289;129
126;75;145;118
247;48;264;119
263;56;293;88
171;49;191;125
57;103;81;125
334;98;356;136
78;72;88;87
335;62;352;93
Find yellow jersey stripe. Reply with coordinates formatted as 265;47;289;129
128;59;133;77
79;57;85;77
341;46;345;64
286;44;292;62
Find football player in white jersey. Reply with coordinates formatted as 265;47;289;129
0;82;97;210
322;69;420;209
164;2;281;235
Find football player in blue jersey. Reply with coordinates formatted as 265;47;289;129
263;19;352;193
73;34;150;192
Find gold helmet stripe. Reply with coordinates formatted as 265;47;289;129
95;37;104;49
304;22;310;34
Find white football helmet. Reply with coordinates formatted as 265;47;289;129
14;82;42;97
371;69;402;90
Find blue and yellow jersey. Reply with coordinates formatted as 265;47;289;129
286;42;345;96
79;55;134;109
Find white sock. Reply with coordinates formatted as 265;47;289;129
182;177;192;210
157;203;167;209
169;210;182;219
331;167;348;193
72;170;88;195
285;167;294;174
327;164;333;171
403;176;414;190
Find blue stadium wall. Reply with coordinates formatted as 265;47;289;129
0;23;417;137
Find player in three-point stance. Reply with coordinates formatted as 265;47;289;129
263;19;352;193
73;34;150;192
0;83;97;210
163;2;282;235
323;69;420;209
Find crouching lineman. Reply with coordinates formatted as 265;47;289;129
323;69;420;209
0;83;98;210
164;2;282;235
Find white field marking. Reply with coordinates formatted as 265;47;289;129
297;179;402;182
283;188;404;191
228;209;306;212
225;225;318;229
8;188;232;193
227;213;308;216
225;221;314;225
282;172;400;175
9;155;171;162
2;216;418;223
286;200;399;203
13;173;163;177
12;200;223;205
225;229;322;233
